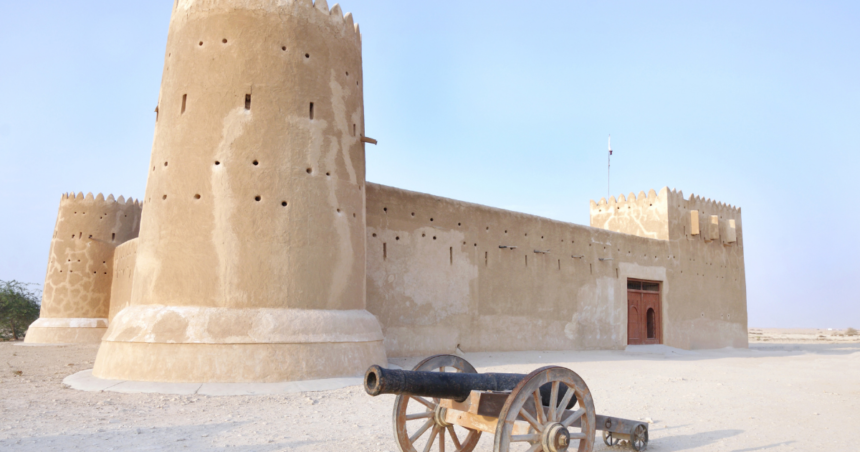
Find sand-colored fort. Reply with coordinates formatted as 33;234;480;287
25;0;747;384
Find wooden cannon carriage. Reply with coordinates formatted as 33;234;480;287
364;355;649;452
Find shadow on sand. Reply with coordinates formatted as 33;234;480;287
389;342;860;370
730;441;797;451
649;429;744;451
0;422;324;452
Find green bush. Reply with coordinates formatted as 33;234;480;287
0;280;41;341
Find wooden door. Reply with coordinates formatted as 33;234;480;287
627;290;642;345
627;279;662;345
642;292;661;345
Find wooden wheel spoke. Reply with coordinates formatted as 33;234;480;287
439;426;445;452
548;381;559;422
561;408;586;427
422;426;440;452
512;433;541;442
518;407;543;432
410;419;435;443
525;443;543;452
446;426;461;450
412;396;436;410
555;385;575;420
406;411;434;421
532;390;545;425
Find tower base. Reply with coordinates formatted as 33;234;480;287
24;318;107;344
92;306;387;383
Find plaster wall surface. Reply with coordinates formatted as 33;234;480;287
108;238;138;322
26;193;141;344
589;189;669;241
660;191;748;349
93;0;386;382
366;184;747;358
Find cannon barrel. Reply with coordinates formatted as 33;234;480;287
364;365;576;408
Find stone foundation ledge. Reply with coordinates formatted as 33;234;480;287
64;369;381;396
67;362;404;396
93;306;388;382
23;318;108;344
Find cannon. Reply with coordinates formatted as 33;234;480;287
364;355;649;452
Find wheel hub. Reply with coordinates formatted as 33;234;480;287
542;422;571;452
433;405;451;427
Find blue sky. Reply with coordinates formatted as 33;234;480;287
0;1;857;328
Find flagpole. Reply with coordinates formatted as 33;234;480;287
607;135;612;199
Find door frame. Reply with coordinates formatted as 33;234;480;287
626;278;663;345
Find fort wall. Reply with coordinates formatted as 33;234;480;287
25;193;141;344
366;184;747;357
26;1;748;381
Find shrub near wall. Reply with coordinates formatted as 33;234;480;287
0;281;41;341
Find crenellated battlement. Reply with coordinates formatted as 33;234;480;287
677;191;740;215
590;187;742;243
590;188;740;215
61;192;142;208
590;188;671;240
174;0;362;43
590;187;666;211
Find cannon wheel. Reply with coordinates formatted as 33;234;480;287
492;366;595;452
630;424;648;451
393;354;482;452
602;431;619;447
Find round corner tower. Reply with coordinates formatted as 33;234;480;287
25;193;142;344
93;0;387;382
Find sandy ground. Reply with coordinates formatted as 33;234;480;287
1;329;859;451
